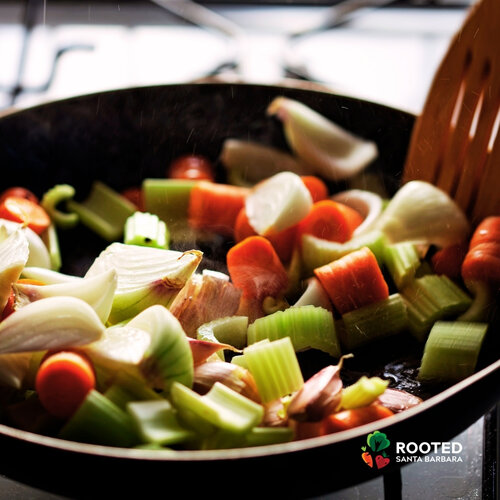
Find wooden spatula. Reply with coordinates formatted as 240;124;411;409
403;0;500;226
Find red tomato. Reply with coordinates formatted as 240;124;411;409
167;154;215;182
121;186;145;211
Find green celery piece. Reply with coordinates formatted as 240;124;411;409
170;381;264;434
103;371;163;411
142;178;199;242
401;274;472;341
301;229;387;277
127;399;194;446
59;389;139;448
197;315;248;350
243;426;294;447
340;293;408;351
40;184;79;229
247;305;341;358
41;223;62;271
339;376;389;410
231;354;249;369
124;211;169;249
383;242;421;289
418;321;489;383
66;181;136;241
243;337;304;403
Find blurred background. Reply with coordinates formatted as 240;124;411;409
1;0;472;114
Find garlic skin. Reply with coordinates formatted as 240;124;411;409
0;296;104;354
0;218;51;269
0;228;29;312
268;97;378;181
13;269;118;324
85;243;202;324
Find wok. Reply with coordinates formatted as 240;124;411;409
0;83;498;498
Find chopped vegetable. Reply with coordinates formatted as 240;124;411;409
244;171;312;236
66;181;136;241
124;211;169;249
226;236;289;302
188;181;249;238
0;187;38;205
322;404;394;433
383;242;421;289
267;97;378;181
314;246;389;315
300;175;329;202
0;196;51;235
431;242;468;279
418;321;489;383
339;376;389;410
40;184;79;229
247;305;340;357
167;154;215;182
242;337;304;404
35;350;96;419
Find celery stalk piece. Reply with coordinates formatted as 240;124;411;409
40;223;62;271
340;294;408;351
383;242;421;290
301;229;387;277
243;337;304;403
66;181;136;241
339;376;389;410
418;321;489;383
0;227;29;312
40;184;79;229
170;381;264;434
401;274;472;341
142;178;199;243
103;371;163;410
124;212;169;249
85;243;202;324
127;400;194;446
243;426;294;447
197;315;248;350
59;389;139;448
247;305;341;358
231;354;248;369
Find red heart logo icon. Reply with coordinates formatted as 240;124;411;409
375;455;390;469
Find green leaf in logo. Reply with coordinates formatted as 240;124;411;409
367;431;390;452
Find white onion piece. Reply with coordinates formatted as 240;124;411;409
21;266;82;284
14;269;117;324
374;180;470;247
0;228;29;312
245;171;312;235
331;189;384;236
0;296;104;354
267;97;378;181
220;139;308;186
0;218;51;269
293;277;332;311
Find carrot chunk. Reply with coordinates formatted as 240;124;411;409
35;351;96;419
0;196;51;235
301;176;329;203
314;246;389;314
188;181;249;237
322;404;394;433
227;235;289;301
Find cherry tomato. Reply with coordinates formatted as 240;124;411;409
0;187;39;205
167;154;215;182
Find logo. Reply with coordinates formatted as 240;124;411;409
361;430;390;469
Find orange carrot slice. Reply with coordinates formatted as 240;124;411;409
35;351;96;419
0;196;51;235
314;246;389;314
227;235;289;301
188;181;249;237
322;404;394;433
301;176;329;203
